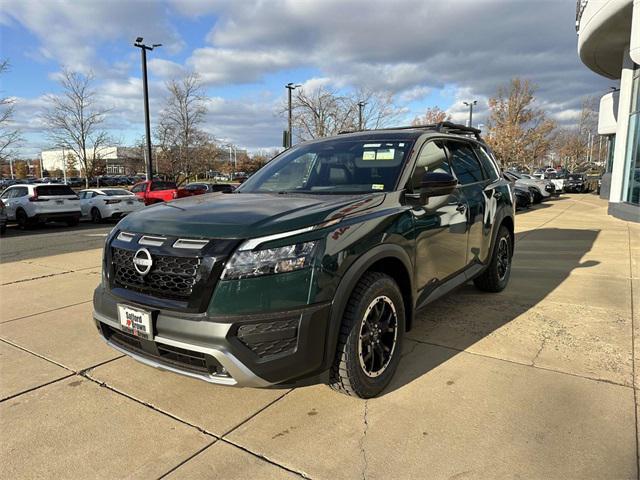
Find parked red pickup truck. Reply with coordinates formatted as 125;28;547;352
130;180;191;205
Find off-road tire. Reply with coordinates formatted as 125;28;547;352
473;225;512;293
91;207;102;224
329;272;405;398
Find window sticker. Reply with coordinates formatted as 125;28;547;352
362;148;395;161
372;184;384;190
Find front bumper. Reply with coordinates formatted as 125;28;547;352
93;285;332;387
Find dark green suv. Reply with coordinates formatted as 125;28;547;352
93;122;515;398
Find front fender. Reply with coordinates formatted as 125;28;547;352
320;243;414;373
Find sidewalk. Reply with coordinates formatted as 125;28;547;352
1;194;638;479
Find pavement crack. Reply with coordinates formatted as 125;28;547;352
80;370;218;438
401;339;419;358
360;399;369;480
531;334;549;367
221;438;312;479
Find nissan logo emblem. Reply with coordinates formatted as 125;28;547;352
132;248;153;276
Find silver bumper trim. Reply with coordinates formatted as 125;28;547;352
94;311;272;388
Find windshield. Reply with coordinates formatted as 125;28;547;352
99;189;133;196
35;185;76;196
238;138;414;194
151;181;177;191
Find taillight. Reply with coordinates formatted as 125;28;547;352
105;199;121;205
29;194;48;202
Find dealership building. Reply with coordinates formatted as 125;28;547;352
576;0;639;220
41;147;141;176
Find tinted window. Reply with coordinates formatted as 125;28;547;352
35;185;76;196
448;142;485;184
211;184;233;192
474;145;499;181
410;140;451;191
100;189;132;196
151;181;177;191
14;187;28;198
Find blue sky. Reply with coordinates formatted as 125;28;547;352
0;0;610;158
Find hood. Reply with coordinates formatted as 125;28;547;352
116;192;385;239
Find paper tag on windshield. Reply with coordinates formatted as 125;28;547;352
372;184;384;190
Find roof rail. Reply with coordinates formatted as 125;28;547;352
370;121;483;140
337;121;483;140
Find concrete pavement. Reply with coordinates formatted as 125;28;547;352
0;194;638;479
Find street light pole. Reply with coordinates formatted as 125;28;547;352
463;100;477;128
285;83;300;148
134;37;162;181
357;101;366;130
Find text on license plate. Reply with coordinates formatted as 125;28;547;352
117;305;152;339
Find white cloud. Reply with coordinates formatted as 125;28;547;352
2;0;185;72
188;48;297;85
148;59;186;79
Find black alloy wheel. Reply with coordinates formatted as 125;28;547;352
358;296;398;378
330;272;405;398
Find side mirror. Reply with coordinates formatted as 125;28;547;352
420;172;457;200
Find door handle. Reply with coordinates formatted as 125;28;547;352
456;203;467;214
493;191;503;199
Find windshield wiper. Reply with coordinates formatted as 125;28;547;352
162;202;186;211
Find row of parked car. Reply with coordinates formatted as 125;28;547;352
502;169;600;210
0;167;597;234
0;180;237;233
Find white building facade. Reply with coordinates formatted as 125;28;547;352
41;147;141;176
577;0;639;221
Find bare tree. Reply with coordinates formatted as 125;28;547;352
43;69;112;187
411;106;450;126
486;78;556;168
0;60;22;165
554;97;601;171
353;88;402;130
288;87;401;142
156;72;208;183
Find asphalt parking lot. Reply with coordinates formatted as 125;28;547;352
0;194;638;479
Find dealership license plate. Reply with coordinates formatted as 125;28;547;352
117;304;152;339
127;200;133;205
55;200;64;205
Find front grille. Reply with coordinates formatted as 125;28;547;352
102;324;223;376
237;317;299;358
111;247;200;301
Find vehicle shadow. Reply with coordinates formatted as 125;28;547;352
383;227;600;395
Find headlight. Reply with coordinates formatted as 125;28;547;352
222;241;317;280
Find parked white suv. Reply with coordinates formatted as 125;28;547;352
0;184;81;229
79;188;144;223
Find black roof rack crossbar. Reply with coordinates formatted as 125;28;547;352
349;121;483;140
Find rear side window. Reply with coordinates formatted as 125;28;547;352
15;187;29;197
447;142;485;185
474;146;500;181
410;140;451;191
35;185;76;196
151;181;177;191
